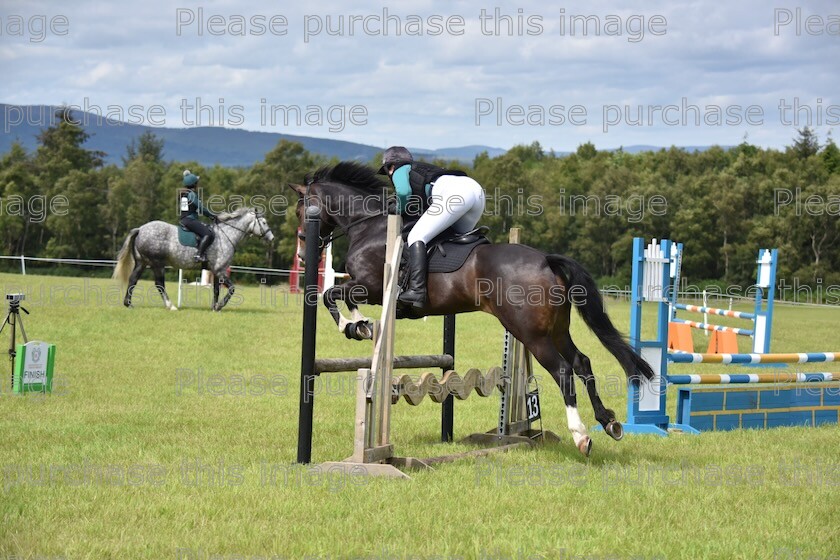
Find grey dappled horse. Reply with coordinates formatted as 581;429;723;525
113;207;274;311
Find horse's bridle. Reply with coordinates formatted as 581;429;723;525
299;180;389;250
216;210;272;247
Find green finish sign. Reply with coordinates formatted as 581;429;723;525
13;341;56;394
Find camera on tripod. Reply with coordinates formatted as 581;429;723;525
2;292;29;390
1;293;55;394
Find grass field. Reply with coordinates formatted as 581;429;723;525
1;272;839;559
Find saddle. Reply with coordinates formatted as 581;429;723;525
400;223;491;274
177;225;200;248
395;224;490;320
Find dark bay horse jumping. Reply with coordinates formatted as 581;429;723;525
113;207;274;311
289;162;653;456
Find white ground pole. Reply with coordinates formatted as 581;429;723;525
322;242;336;295
176;269;213;308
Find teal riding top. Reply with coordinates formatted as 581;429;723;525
392;163;437;215
179;189;217;221
391;164;412;214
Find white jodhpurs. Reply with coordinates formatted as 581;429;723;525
406;175;486;246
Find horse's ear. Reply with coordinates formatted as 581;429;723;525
288;183;306;197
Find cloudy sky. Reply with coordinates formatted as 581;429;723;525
2;0;838;152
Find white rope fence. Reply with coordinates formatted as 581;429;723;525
1;256;836;308
0;254;295;276
0;254;351;308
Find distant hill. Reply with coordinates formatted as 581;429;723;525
0;104;505;167
0;104;385;166
617;144;734;154
0;104;729;167
544;145;734;157
411;145;507;161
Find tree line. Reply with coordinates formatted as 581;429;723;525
1;109;838;291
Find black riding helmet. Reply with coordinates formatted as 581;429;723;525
377;146;413;175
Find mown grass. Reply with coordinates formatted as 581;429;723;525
1;272;839;559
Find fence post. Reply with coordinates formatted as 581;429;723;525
441;314;456;442
297;206;322;464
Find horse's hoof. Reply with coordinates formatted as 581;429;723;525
345;321;373;341
605;421;624;441
577;436;592;457
353;320;373;340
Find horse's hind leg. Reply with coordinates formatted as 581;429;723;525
153;267;177;311
557;334;623;441
527;336;592;457
124;261;145;307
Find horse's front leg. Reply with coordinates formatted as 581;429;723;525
214;274;234;311
211;274;221;311
323;283;374;340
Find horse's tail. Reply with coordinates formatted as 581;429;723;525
546;255;654;381
113;228;140;286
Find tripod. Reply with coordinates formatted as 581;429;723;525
0;297;29;390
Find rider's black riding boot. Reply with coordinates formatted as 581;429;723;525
398;241;427;308
195;235;212;262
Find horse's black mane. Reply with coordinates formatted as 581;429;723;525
309;161;386;191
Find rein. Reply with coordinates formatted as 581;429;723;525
215;211;270;248
301;181;390;249
316;212;386;248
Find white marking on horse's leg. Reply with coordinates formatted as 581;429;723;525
350;308;369;323
334;300;366;333
337;311;353;333
163;292;177;310
566;405;589;448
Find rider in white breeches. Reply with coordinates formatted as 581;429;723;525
406;175;486;246
378;146;486;308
